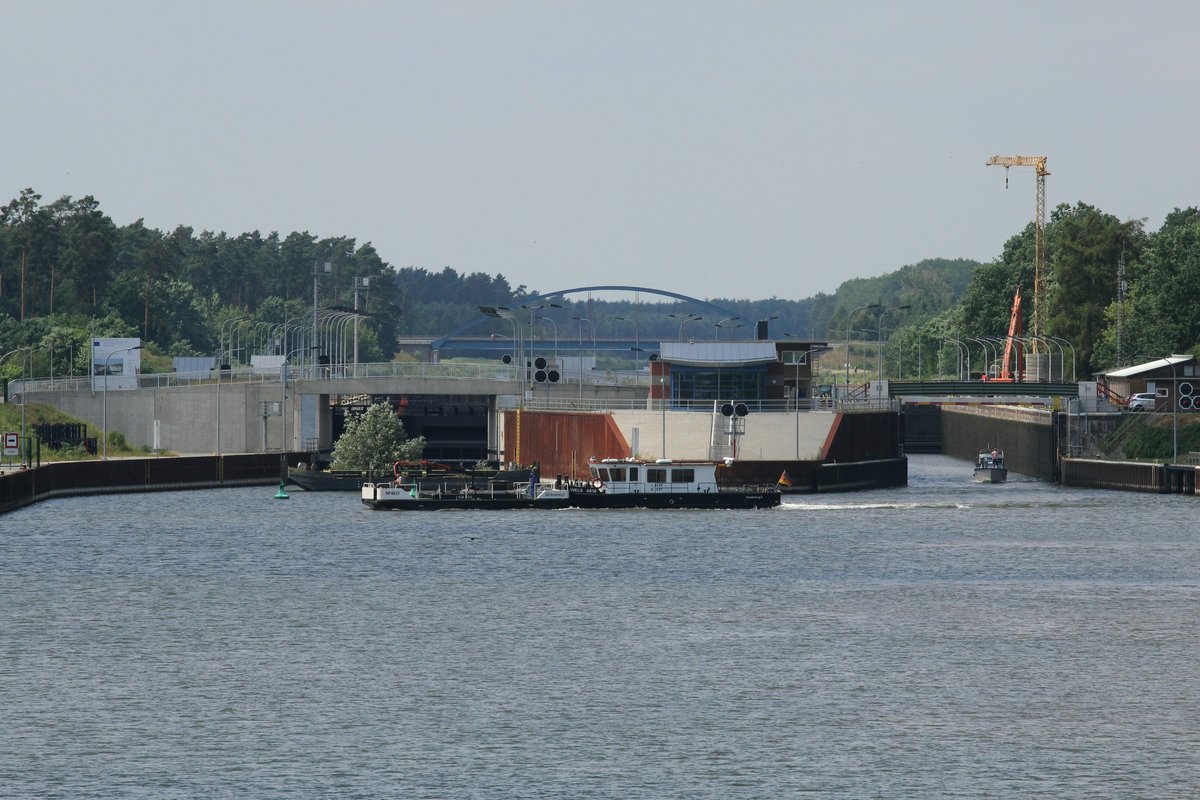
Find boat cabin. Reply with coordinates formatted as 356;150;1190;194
976;449;1004;469
587;458;721;494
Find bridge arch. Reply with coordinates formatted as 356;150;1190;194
429;285;737;350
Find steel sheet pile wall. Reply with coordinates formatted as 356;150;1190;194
824;412;902;463
942;405;1057;481
1060;458;1164;493
502;410;627;481
0;453;294;515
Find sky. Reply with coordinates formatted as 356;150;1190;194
4;1;1198;302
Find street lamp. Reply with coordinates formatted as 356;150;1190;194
787;346;827;458
1;348;29;464
660;374;668;459
714;316;740;340
534;315;558;365
215;347;243;455
845;304;882;395
943;337;969;380
876;305;910;394
281;346;315;453
353;276;369;377
614;315;640;367
572;316;595;403
480;306;519;373
668;313;703;341
1047;335;1077;381
522;303;561;387
102;344;143;460
1161;356;1179;463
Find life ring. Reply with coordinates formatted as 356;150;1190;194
592;478;604;490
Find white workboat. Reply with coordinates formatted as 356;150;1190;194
361;457;781;510
973;449;1008;483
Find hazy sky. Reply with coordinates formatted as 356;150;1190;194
5;1;1197;301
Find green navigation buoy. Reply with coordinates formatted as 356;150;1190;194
274;454;289;499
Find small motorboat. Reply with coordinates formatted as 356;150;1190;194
974;448;1008;483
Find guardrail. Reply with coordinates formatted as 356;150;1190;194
7;362;530;395
889;380;1080;397
509;396;894;414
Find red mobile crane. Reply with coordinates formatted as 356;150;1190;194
993;286;1024;382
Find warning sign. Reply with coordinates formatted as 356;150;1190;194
3;432;17;456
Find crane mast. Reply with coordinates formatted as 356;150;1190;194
987;155;1049;374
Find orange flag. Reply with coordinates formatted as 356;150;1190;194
777;470;793;487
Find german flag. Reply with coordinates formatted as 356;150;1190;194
777;470;793;487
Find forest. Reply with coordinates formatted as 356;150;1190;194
3;185;1200;382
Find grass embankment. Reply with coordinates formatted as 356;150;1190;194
0;402;151;462
1122;413;1200;461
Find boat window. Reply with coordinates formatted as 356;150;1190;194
628;467;638;481
597;468;611;481
647;468;667;483
608;468;626;481
671;468;695;483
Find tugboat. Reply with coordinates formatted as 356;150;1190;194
974;448;1008;483
360;457;780;510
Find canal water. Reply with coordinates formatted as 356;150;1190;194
1;455;1196;798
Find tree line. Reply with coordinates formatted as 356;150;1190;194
3;186;1198;382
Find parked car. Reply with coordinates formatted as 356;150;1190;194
1127;392;1159;411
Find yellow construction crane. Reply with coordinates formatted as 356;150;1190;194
987;155;1049;362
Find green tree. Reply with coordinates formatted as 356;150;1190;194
1046;203;1144;374
1121;208;1200;360
330;402;425;475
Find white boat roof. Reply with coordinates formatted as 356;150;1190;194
592;458;727;467
660;341;778;367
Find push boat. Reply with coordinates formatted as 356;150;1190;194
973;449;1008;483
360;457;782;510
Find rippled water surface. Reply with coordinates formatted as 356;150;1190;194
2;455;1197;798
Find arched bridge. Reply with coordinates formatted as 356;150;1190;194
429;285;737;352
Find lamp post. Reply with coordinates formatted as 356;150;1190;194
479;306;519;374
660;374;667;459
102;344;143;460
614;315;640;378
943;337;969;380
2;348;29;464
313;260;331;373
714;316;740;340
967;337;996;379
844;304;882;396
572;316;595;404
1161;356;1179;463
668;313;703;341
534;315;558;365
522;303;561;388
875;305;910;394
1047;336;1077;381
353;276;369;377
215;347;243;455
787;346;826;458
281;346;314;453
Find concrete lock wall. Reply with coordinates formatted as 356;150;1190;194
941;405;1058;481
26;383;298;455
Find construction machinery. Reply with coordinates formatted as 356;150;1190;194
987;155;1049;369
990;286;1024;382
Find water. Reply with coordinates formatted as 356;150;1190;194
1;456;1197;798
